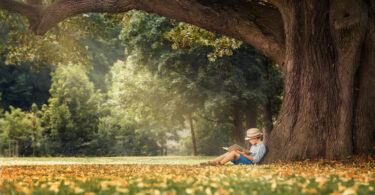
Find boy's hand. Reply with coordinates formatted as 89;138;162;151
238;150;251;156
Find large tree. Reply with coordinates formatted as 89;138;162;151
0;0;374;162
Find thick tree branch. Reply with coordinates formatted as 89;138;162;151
0;0;34;14
26;0;42;5
137;0;285;64
0;0;285;64
36;0;136;35
0;0;43;32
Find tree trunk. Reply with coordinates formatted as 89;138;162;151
353;2;375;155
232;108;245;147
261;97;273;145
245;104;257;149
32;129;36;156
188;116;197;156
263;0;369;162
245;104;257;129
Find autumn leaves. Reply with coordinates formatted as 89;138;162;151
1;159;374;194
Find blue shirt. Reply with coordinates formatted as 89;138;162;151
249;141;266;163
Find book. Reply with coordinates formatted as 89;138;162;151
222;144;251;154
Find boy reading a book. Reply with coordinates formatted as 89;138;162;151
200;128;266;165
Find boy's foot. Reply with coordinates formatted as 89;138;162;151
200;161;219;166
200;161;210;166
209;161;225;166
208;161;218;166
200;161;225;166
215;162;225;166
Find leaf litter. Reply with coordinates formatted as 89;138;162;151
0;157;374;194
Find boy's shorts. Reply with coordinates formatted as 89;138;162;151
231;154;253;165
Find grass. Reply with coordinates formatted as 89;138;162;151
0;156;213;166
1;157;374;194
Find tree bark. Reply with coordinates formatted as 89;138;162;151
353;2;375;155
245;104;257;130
245;104;257;149
261;97;273;145
232;107;245;147
188;116;197;156
262;0;369;162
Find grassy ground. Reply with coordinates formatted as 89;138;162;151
0;156;213;166
1;157;374;194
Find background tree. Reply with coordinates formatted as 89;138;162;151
98;59;178;156
180;118;235;156
0;60;53;111
83;17;125;92
0;106;43;156
119;11;203;155
29;103;42;156
40;64;102;156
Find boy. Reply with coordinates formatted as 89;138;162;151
200;128;266;165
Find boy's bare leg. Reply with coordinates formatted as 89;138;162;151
209;152;230;163
219;151;240;164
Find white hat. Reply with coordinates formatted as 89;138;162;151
244;128;262;140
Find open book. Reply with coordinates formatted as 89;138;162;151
222;144;251;154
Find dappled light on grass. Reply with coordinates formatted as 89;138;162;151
0;157;374;194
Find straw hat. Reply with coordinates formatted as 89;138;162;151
244;128;262;140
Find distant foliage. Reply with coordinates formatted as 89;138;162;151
97;60;178;156
83;25;125;92
0;61;53;111
0;10;106;67
40;65;102;156
165;23;242;61
180;118;235;156
0;104;42;156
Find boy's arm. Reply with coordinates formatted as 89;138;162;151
238;151;254;162
237;146;251;155
242;145;266;164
